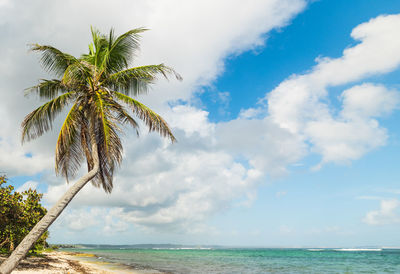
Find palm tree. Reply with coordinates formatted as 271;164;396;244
0;27;181;273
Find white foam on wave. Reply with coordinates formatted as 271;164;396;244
152;247;213;250
333;248;382;252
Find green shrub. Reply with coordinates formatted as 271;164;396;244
0;175;48;254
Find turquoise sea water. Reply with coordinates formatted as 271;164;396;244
65;246;400;273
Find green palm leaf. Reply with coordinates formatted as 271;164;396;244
30;44;78;77
104;27;147;72
112;91;176;142
55;103;84;180
25;79;67;100
22;92;76;143
22;27;179;192
106;64;182;96
61;60;92;88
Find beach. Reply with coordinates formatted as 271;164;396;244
0;251;162;274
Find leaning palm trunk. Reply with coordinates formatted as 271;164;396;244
0;133;99;274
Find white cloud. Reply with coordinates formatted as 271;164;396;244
239;107;267;119
2;1;400;236
55;208;102;232
363;199;400;225
46;134;261;231
44;110;306;232
51;206;128;234
266;14;400;166
44;13;400;233
16;180;39;193
0;0;307;178
340;84;400;119
305;117;387;166
6;0;306;233
216;117;306;176
103;209;130;234
0;139;53;176
304;84;398;166
0;0;9;7
168;105;215;138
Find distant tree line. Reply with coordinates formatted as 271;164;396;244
0;175;48;254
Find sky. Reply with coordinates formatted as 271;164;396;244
1;0;400;247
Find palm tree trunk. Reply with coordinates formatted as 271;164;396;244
0;128;99;274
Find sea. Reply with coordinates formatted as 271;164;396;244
63;245;400;273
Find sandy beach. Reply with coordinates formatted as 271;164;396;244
0;251;162;274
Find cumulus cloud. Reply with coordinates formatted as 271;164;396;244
0;0;307;177
46;130;263;230
266;14;400;166
2;1;400;236
0;138;53;176
305;84;399;165
55;208;102;232
103;209;130;234
0;0;308;233
44;106;306;231
216;117;306;176
340;84;400;119
16;180;39;193
36;13;400;232
363;199;400;225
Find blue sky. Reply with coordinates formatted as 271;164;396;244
202;0;400;246
2;0;400;247
202;0;400;122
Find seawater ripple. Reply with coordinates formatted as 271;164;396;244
65;247;400;273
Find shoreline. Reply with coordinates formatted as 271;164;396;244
0;251;163;274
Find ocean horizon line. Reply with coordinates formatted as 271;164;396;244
52;243;400;250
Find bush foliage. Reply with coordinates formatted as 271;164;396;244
0;176;48;254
